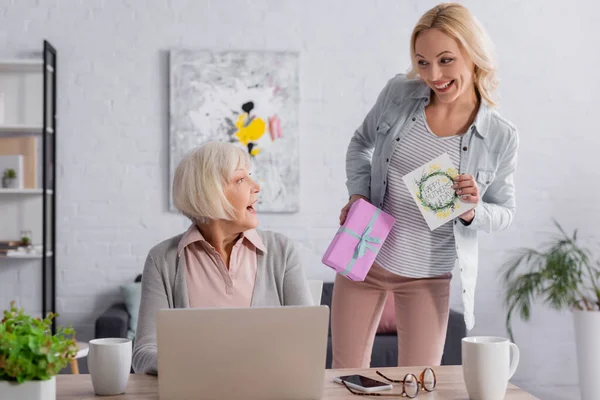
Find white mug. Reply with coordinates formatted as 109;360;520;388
462;336;520;400
87;338;132;396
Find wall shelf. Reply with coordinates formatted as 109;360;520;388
0;188;54;195
0;251;53;259
0;59;54;73
0;124;53;138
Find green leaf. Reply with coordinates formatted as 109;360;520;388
0;301;77;382
500;221;599;342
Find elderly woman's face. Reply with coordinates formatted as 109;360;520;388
414;28;476;104
225;163;260;231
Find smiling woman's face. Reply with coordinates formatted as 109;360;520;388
224;163;260;231
414;28;476;104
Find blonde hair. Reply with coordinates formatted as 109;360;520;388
407;3;499;107
173;141;250;222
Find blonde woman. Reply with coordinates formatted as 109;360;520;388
132;141;313;375
332;3;519;368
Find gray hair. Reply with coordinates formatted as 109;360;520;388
172;141;250;222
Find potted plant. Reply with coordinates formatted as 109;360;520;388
0;301;78;400
501;221;600;400
2;168;17;188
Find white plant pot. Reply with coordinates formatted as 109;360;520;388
1;177;17;188
0;376;55;400
573;310;600;400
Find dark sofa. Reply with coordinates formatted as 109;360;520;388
95;282;466;367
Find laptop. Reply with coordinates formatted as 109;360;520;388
156;305;330;400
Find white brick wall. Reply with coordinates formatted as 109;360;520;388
0;0;599;389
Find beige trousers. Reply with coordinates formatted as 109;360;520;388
331;263;452;368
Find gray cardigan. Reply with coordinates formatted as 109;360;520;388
132;229;313;374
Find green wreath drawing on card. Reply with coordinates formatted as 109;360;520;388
413;164;460;218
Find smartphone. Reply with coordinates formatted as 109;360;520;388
333;374;393;393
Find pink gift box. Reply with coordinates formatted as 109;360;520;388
322;199;396;281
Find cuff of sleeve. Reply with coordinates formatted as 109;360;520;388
460;204;480;227
459;213;474;226
462;203;484;230
346;183;371;200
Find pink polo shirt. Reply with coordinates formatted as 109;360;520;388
178;224;266;308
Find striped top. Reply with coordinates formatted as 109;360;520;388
375;107;463;278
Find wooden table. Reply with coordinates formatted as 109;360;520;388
56;366;539;399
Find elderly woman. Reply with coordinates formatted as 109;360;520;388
132;141;313;374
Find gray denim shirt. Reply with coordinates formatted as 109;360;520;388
345;74;519;330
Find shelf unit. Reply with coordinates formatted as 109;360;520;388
0;188;53;194
0;59;54;73
0;40;57;331
0;124;54;137
0;252;54;259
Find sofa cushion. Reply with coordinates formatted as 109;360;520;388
95;303;130;339
120;281;142;339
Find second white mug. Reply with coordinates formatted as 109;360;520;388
87;338;132;396
462;336;520;400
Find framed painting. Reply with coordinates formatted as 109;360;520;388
169;50;299;212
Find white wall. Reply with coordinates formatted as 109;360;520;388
0;0;599;389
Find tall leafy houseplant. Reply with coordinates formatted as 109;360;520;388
501;221;600;400
501;221;600;341
0;301;78;383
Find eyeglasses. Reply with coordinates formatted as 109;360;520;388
341;368;436;398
